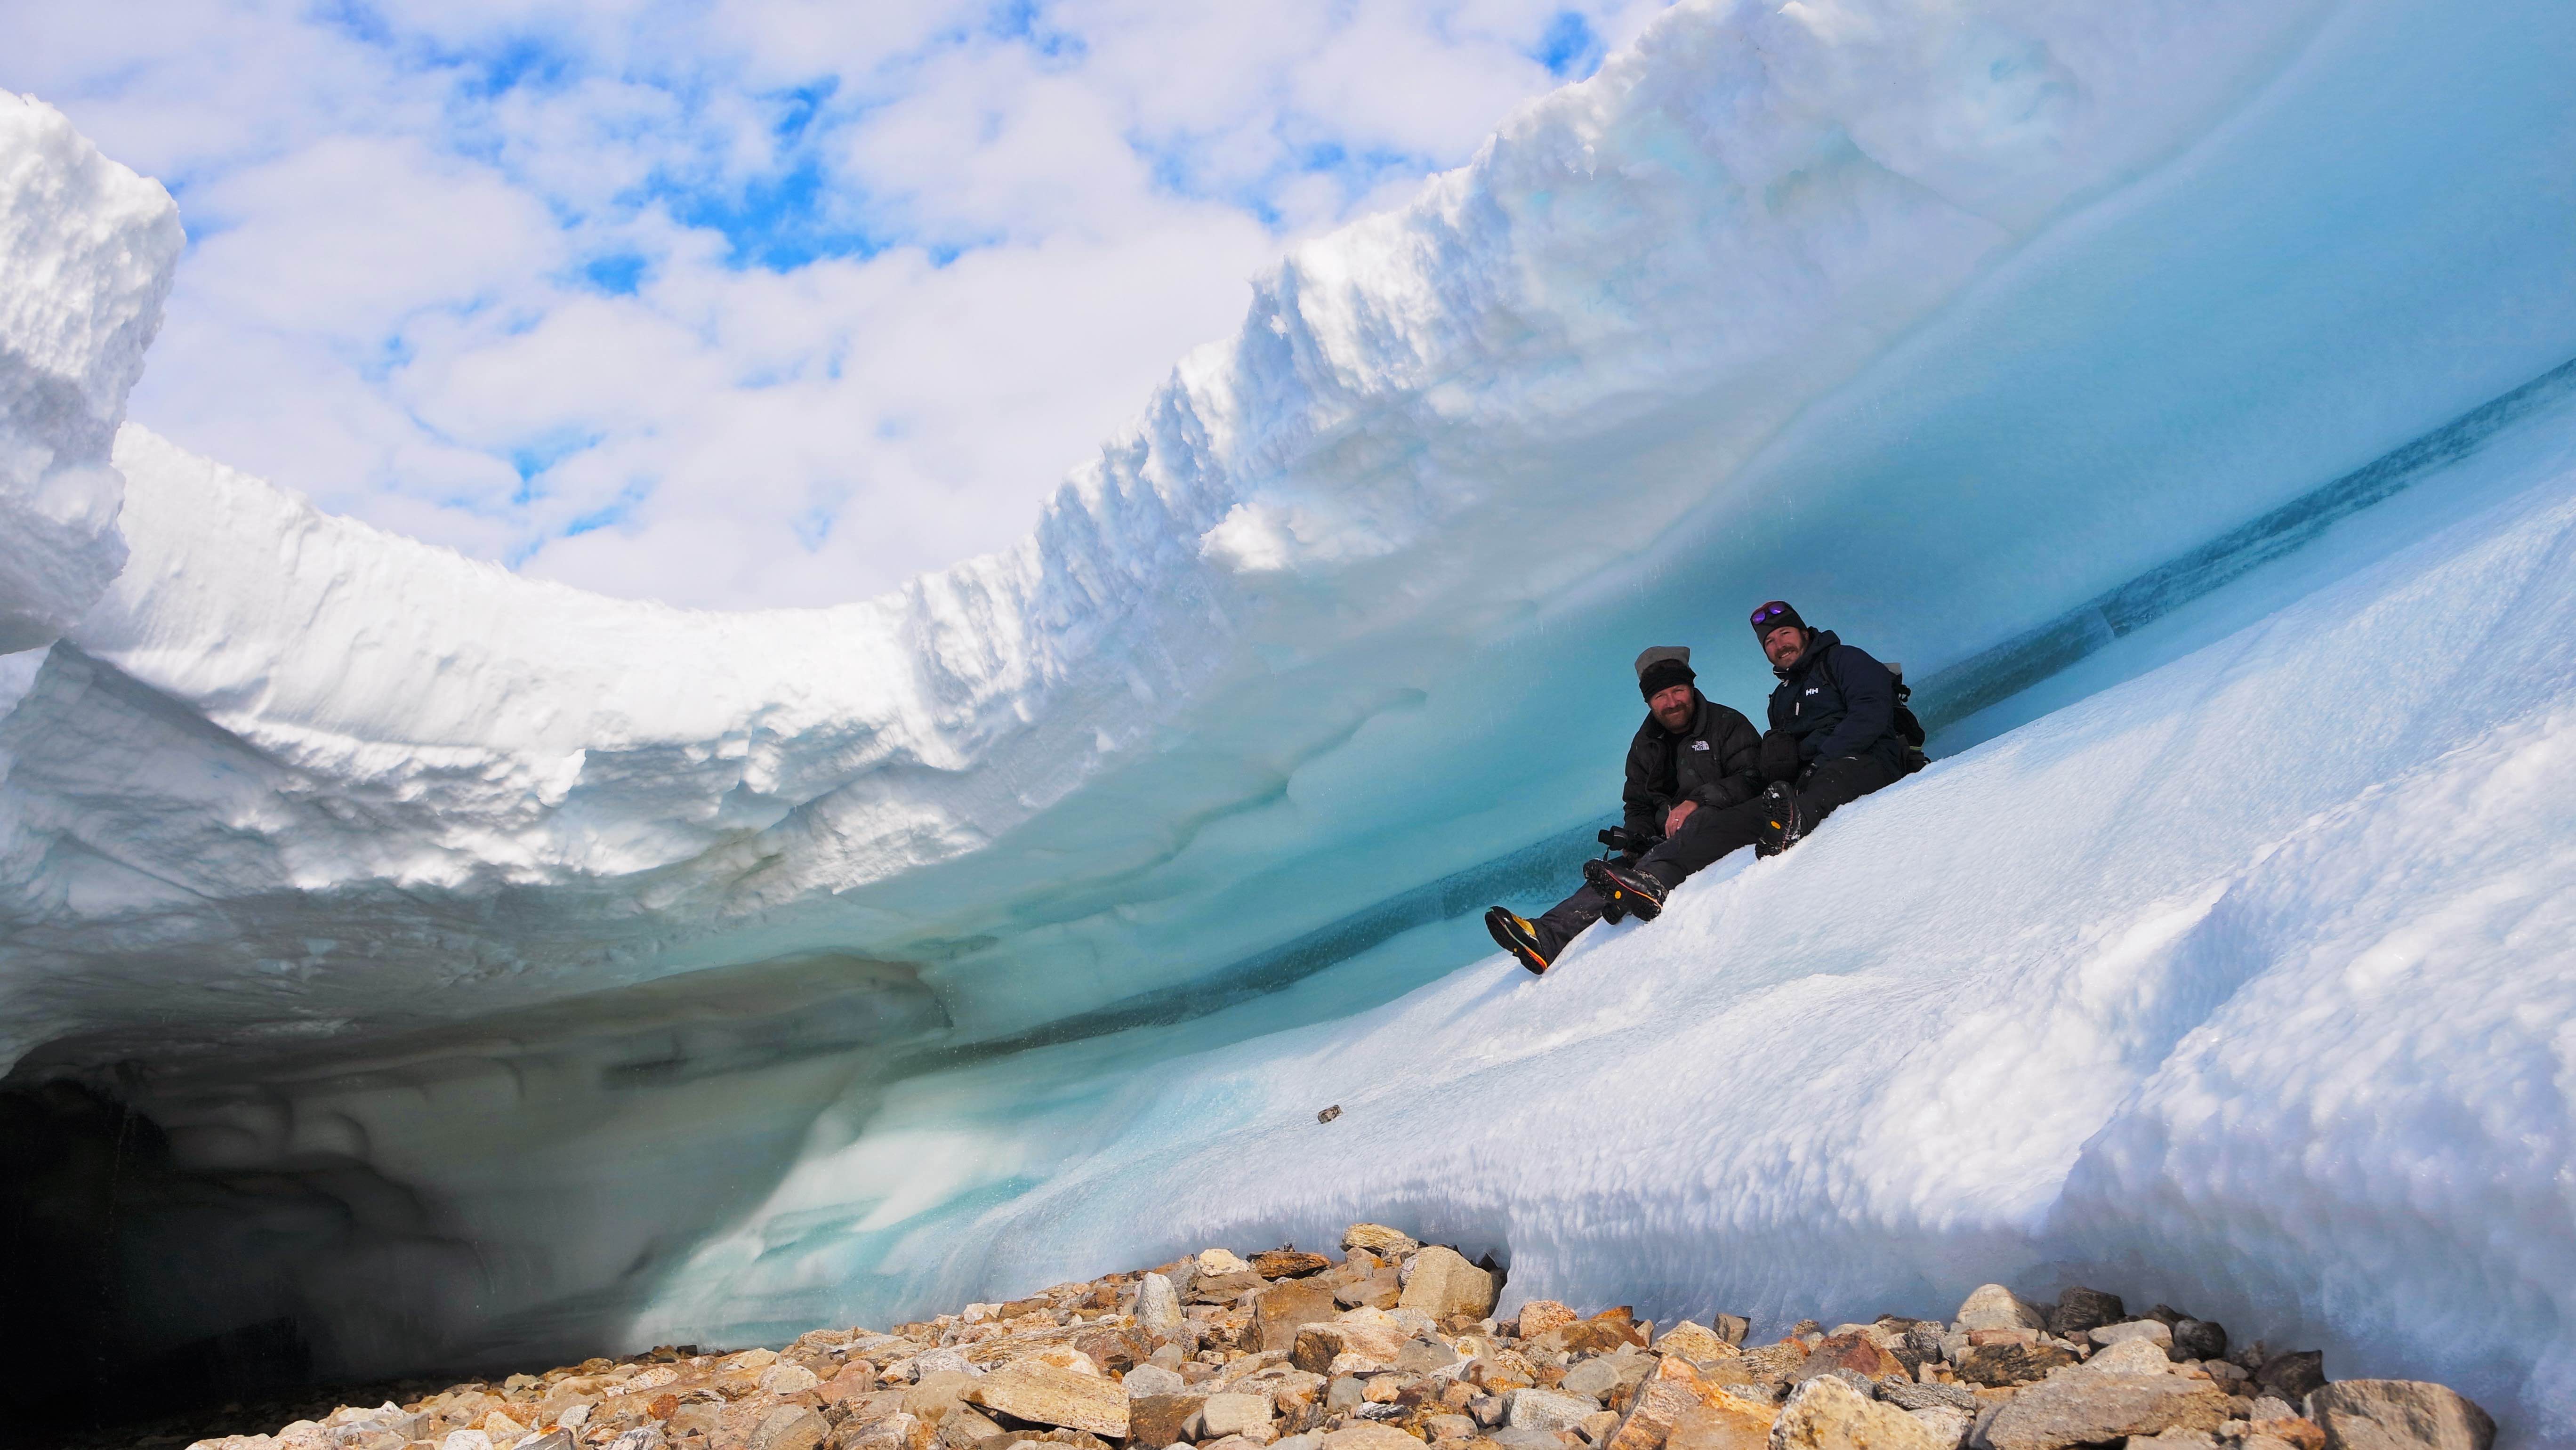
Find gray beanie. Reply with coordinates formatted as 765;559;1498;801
1634;645;1695;701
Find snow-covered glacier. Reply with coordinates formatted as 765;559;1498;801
7;0;2576;1441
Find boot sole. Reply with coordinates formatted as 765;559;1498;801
1582;859;1665;922
1484;908;1553;975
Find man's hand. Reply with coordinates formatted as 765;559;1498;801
1665;800;1697;836
1759;729;1802;783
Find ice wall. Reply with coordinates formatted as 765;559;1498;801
0;93;178;657
644;391;2576;1441
5;0;2576;1440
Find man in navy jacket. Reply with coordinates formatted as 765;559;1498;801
1571;600;1914;931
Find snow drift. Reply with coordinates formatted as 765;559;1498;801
6;0;2576;1442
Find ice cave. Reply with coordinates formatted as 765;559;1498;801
5;0;2576;1443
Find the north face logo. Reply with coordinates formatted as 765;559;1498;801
1690;740;1709;750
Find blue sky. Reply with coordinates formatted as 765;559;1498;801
5;0;1668;608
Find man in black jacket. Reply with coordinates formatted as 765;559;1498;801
1575;600;1915;928
1485;645;1762;974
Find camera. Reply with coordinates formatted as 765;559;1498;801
1596;826;1658;855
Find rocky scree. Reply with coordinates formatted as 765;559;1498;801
172;1228;2495;1450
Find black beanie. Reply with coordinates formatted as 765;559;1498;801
1749;599;1808;643
1634;645;1695;701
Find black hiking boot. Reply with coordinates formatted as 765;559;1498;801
1582;856;1668;921
1755;781;1809;857
1485;907;1557;975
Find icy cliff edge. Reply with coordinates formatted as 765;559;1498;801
0;93;179;658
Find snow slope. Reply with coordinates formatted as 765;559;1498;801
652;392;2576;1436
5;0;2576;1442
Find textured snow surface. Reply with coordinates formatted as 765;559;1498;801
4;0;2576;1444
0;93;178;654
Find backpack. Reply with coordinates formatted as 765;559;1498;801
1886;661;1929;773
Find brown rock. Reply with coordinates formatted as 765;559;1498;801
2250;1419;2326;1450
1663;1394;1776;1450
1733;1342;1810;1386
904;1373;978;1426
818;1366;879;1406
751;1407;832;1450
1806;1334;1904;1382
1956;1342;2078;1388
965;1363;1129;1440
1983;1373;2232;1450
1537;1320;1648;1357
1322;1425;1427;1450
1516;1303;1579;1340
1649;1323;1739;1365
2308;1383;2496;1450
1337;1274;1403;1312
1194;1271;1266;1305
1128;1394;1209;1448
1770;1376;1941;1450
1258;1280;1346;1354
1709;1316;1749;1349
935;1406;1002;1450
1398;1249;1497;1322
1342;1226;1422;1257
1602;1357;1771;1450
1256;1252;1335;1280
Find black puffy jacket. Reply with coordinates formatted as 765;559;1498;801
1767;629;1907;776
1622;691;1763;841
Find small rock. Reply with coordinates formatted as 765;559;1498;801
912;1348;982;1380
2090;1340;2177;1377
1277;1434;1325;1450
1137;1273;1187;1339
1258;1280;1347;1354
2173;1321;2228;1363
1342;1225;1421;1257
1399;1247;1498;1322
2249;1418;2326;1450
1126;1365;1188;1398
1507;1389;1602;1432
2053;1289;2127;1339
1425;1413;1479;1442
605;1430;665;1450
761;1363;823;1397
1983;1372;2232;1450
1199;1249;1256;1275
1710;1316;1750;1349
1317;1105;1343;1123
1562;1358;1625;1402
1880;1383;1979;1416
1956;1341;2077;1387
2094;1322;2176;1352
2255;1353;2327;1405
1256;1251;1335;1280
1804;1332;1904;1382
1516;1302;1579;1339
1956;1286;2049;1335
966;1361;1131;1439
747;1407;829;1450
1192;1393;1277;1440
442;1435;494;1450
1320;1425;1423;1450
1194;1270;1267;1305
1651;1323;1738;1365
1770;1375;1941;1450
2306;1381;2496;1450
1395;1337;1465;1375
1910;1407;1973;1450
1128;1394;1208;1446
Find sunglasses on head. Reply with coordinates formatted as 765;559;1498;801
1750;601;1794;627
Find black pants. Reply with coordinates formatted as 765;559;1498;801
1530;755;1900;954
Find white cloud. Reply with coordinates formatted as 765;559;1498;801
7;0;1671;609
